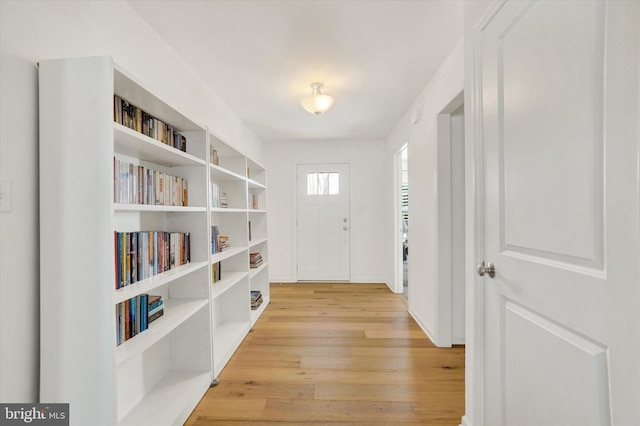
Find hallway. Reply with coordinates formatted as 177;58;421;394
186;283;465;425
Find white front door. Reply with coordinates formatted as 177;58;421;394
480;1;639;425
297;163;350;281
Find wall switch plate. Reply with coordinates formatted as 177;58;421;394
0;180;11;212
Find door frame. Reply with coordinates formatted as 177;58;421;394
393;144;408;294
462;2;504;425
436;91;465;347
294;162;351;282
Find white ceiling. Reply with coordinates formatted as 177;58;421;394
128;0;463;143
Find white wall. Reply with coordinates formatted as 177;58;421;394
266;139;392;285
385;39;464;344
0;0;264;402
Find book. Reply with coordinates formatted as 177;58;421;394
211;226;219;254
212;262;221;283
210;147;219;165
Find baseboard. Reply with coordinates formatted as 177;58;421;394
408;306;439;345
269;279;390;287
452;335;466;345
460;415;472;426
269;277;296;283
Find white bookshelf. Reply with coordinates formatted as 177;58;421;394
38;56;214;426
247;158;269;326
207;132;270;374
38;56;269;424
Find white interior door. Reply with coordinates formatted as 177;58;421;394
297;163;350;281
480;1;639;425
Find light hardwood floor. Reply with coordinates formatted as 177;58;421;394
185;283;465;425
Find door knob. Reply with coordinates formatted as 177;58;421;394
343;226;348;230
477;261;495;278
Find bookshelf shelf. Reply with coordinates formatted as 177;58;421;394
118;370;212;426
211;246;248;263
210;163;246;182
115;124;206;167
39;56;269;424
249;262;269;279
113;204;207;213
114;261;208;304
213;321;252;377
212;271;249;300
247;179;266;190
249;237;268;249
115;298;209;365
211;207;247;213
251;295;270;325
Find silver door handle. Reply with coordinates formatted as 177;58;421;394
477;261;495;278
343;226;348;230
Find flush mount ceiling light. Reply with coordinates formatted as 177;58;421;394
300;82;335;115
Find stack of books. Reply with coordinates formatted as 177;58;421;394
219;192;228;208
249;252;263;269
218;236;230;252
251;290;263;310
148;295;164;324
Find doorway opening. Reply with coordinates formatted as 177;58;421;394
394;145;409;297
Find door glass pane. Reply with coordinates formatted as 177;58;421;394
328;173;339;194
307;173;318;195
307;172;340;195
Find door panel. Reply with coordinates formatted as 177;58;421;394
297;164;350;281
499;0;604;268
504;301;610;426
481;1;639;425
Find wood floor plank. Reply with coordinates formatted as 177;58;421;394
260;398;419;423
186;283;465;425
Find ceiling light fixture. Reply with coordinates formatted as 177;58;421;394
300;82;335;115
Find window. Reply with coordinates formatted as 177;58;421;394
307;172;340;195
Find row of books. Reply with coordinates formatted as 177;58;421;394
211;226;230;254
250;252;263;269
115;231;191;289
251;290;263;310
211;182;228;208
114;95;187;152
114;157;189;206
115;294;164;346
212;262;222;283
